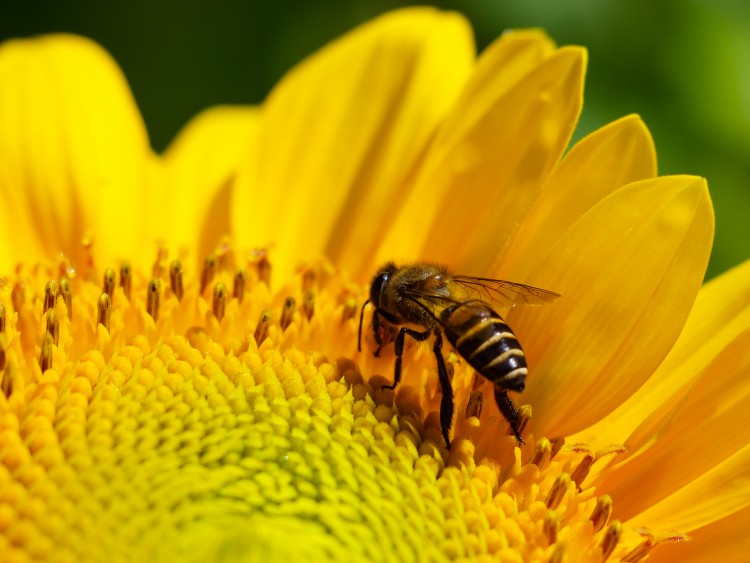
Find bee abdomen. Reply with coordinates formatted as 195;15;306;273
444;305;527;392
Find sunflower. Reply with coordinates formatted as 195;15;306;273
1;7;748;563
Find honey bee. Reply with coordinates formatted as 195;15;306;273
358;262;559;449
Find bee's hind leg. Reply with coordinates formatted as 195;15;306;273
382;326;431;392
432;331;454;449
494;389;525;444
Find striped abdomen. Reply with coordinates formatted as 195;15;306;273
439;300;527;392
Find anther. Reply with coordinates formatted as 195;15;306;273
571;454;594;489
600;520;622;561
254;311;271;346
200;255;217;294
0;303;5;334
550;436;565;460
233;268;245;303
147;279;160;321
257;254;271;286
341;298;357;323
516;404;532;436
120;261;132;300
590;495;613;532
530;438;552;468
302;289;315;320
102;267;116;298
39;332;54;372
465;390;483;419
545;473;571;510
97;293;111;332
11;283;24;312
58;278;72;318
46;310;59;346
170;260;184;301
622;539;654;563
213;283;227;322
543;510;559;545
280;297;296;331
43;280;57;313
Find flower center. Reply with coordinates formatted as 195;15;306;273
0;246;679;561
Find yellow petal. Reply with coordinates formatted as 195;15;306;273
375;41;585;275
575;257;750;452
508;176;713;439
0;34;151;271
502;114;657;279
646;504;750;563
162;105;259;263
233;7;474;282
595;328;750;522
626;441;750;534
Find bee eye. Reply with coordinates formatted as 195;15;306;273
370;272;389;307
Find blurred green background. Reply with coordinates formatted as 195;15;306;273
2;0;748;279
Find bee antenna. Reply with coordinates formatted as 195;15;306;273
357;299;370;352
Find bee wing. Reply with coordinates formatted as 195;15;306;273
450;275;560;308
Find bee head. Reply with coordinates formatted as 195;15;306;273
370;262;396;308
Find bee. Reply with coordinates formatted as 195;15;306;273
358;262;559;449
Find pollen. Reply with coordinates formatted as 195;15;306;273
0;247;664;561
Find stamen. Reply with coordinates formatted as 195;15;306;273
280;297;296;331
43;280;57;313
516;404;532;436
302;289;315;321
465;390;483;419
200;255;217;294
213;283;227;322
549;436;565;460
46;310;60;346
571;454;594;489
58;278;72;319
530;438;552;468
548;544;565;563
120;260;132;300
302;268;316;292
233;269;246;303
39;332;54;372
152;245;168;279
102;268;116;298
590;494;613;532
0;302;5;333
545;473;570;509
341;298;357;323
622;538;654;562
254;311;271;346
0;342;10;397
257;253;271;286
601;521;622;561
147;279;160;322
97;293;111;332
170;260;184;301
543;510;559;545
11;282;24;312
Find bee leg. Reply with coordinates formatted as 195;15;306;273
372;307;399;357
494;389;525;444
432;331;454;449
382;326;431;391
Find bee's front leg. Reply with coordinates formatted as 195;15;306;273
371;308;399;357
382;326;431;391
432;331;454;449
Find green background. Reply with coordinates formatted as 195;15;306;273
2;0;748;279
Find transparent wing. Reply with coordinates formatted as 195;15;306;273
450;275;560;308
